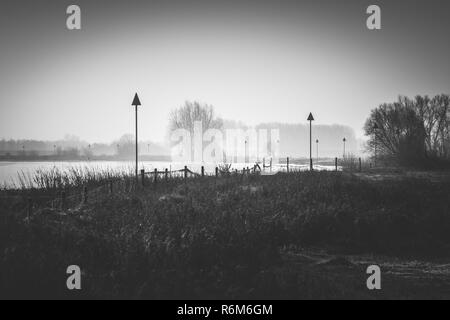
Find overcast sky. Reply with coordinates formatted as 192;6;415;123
1;0;449;143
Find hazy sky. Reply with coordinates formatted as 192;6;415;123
1;0;449;143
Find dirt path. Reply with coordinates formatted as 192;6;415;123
352;170;450;183
281;248;450;299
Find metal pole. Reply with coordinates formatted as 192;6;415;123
135;105;138;183
343;138;346;158
309;120;313;171
246;141;248;164
343;140;346;158
316;139;319;162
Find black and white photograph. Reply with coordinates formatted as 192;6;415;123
1;0;450;304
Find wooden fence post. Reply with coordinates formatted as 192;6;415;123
154;168;158;184
201;166;205;177
287;157;290;173
184;166;188;181
141;169;145;187
263;158;265;171
335;157;338;172
165;168;168;182
215;167;219;178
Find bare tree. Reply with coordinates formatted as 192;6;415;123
116;134;135;158
365;94;450;165
364;101;426;164
168;101;223;161
168;101;223;134
402;95;450;157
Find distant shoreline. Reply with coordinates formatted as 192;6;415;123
0;155;172;162
0;157;341;165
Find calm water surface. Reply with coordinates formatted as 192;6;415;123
0;161;338;188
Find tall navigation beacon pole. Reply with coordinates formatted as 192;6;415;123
307;113;315;171
132;93;142;184
343;137;347;158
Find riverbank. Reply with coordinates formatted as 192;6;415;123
1;170;450;299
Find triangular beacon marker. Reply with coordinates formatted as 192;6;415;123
132;93;141;106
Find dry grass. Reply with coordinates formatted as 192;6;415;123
1;169;450;299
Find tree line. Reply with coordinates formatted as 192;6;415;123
364;94;450;167
0;135;169;160
168;101;358;159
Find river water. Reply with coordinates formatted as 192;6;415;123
0;161;338;188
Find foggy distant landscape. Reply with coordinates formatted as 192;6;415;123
0;122;359;159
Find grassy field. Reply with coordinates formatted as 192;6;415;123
1;169;450;299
